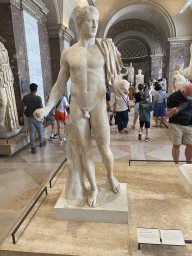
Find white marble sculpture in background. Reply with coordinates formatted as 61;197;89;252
169;69;187;94
0;42;20;138
169;44;192;94
34;6;125;207
128;62;134;84
135;69;144;92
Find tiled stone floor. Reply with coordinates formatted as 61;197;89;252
0;107;192;256
0;128;67;244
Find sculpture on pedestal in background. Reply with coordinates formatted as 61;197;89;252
135;69;144;92
169;44;192;94
169;68;187;94
128;62;134;84
0;42;20;138
34;6;125;208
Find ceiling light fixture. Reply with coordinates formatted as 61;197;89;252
177;0;192;15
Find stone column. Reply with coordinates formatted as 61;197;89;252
150;54;164;80
167;37;192;84
0;0;51;111
48;24;74;99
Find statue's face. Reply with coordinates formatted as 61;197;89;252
80;11;99;38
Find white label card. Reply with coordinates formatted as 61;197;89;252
137;228;161;245
160;229;185;246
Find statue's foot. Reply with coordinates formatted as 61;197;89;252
107;176;121;194
87;188;98;208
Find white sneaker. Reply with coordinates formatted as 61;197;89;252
60;138;66;144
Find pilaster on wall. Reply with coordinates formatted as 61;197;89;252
10;0;49;24
48;24;74;97
0;3;24;114
150;54;164;80
167;37;192;84
0;0;51;112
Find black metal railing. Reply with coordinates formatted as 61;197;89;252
11;186;47;244
49;157;67;188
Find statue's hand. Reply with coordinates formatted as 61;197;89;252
108;84;126;98
33;108;46;122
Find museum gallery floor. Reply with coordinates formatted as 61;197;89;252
0;107;192;256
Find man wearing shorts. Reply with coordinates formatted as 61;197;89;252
166;83;192;163
138;92;154;142
55;96;69;143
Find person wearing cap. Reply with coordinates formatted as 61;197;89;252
20;83;46;154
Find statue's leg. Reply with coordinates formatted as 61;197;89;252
70;98;98;207
65;123;87;200
90;98;121;194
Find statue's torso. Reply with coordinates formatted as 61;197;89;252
67;44;106;111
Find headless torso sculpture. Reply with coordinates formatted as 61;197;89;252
0;42;20;138
135;69;144;92
169;64;188;94
34;6;125;207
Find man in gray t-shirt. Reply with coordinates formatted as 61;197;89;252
20;83;46;154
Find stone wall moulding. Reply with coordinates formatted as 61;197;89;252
10;0;49;23
167;37;192;46
47;24;75;42
98;0;176;39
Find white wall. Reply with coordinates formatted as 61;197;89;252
23;10;45;106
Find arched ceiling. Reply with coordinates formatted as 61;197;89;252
97;0;176;39
107;19;164;55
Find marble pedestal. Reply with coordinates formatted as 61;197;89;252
0;126;47;156
54;183;128;224
178;164;192;196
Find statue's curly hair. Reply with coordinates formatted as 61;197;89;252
76;6;99;29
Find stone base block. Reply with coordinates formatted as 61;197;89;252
0;130;30;156
178;164;192;196
54;183;128;224
0;127;47;156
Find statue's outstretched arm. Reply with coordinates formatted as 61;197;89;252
34;50;70;121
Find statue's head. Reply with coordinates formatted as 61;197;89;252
130;62;132;67
116;79;130;94
174;64;181;71
138;69;142;74
76;6;99;33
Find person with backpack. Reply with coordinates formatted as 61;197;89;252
113;80;130;133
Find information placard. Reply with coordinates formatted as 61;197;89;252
137;228;161;245
160;229;185;246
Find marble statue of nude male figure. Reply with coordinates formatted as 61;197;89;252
34;6;125;207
